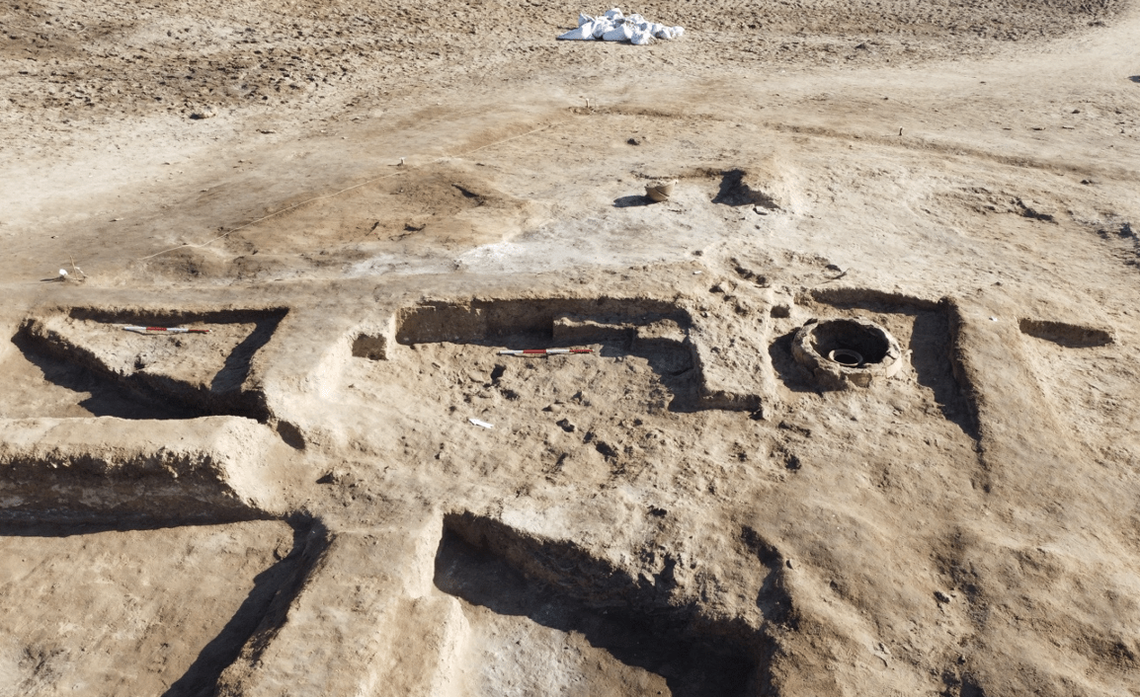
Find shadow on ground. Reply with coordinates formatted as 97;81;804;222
613;194;654;208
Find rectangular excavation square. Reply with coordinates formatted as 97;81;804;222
4;307;286;421
0;519;305;697
433;514;763;697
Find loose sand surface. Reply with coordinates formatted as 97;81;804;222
2;0;1140;695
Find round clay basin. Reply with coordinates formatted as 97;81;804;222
791;318;904;388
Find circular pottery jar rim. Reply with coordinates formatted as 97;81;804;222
646;179;677;202
828;348;864;367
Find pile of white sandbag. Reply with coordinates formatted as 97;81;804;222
557;8;684;45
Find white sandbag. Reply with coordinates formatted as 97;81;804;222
602;23;632;41
557;9;683;44
558;23;596;40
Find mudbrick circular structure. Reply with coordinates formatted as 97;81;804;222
791;317;905;388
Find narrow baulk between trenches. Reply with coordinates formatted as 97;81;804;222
434;512;772;697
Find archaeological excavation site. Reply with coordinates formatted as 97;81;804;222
2;0;1139;694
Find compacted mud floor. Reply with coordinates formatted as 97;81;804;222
2;0;1140;695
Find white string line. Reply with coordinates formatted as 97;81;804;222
137;123;554;261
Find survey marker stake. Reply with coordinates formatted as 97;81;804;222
122;326;211;334
497;348;593;356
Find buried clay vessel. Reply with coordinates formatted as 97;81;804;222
645;180;677;202
828;347;864;367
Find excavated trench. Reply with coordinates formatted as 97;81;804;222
395;297;689;346
434;513;769;697
0;515;326;697
1018;318;1115;347
10;307;286;421
390;297;712;407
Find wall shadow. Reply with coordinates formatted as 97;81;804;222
909;311;978;439
768;329;821;394
613;194;654;208
209;314;284;397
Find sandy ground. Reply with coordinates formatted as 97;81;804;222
2;0;1140;695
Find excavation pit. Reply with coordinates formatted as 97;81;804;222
1018;318;1114;347
792;318;903;388
0;519;311;697
433;514;764;696
394;297;686;346
7;307;286;421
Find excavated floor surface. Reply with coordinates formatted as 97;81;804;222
2;0;1140;695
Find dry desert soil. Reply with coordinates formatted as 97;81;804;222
2;0;1140;695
